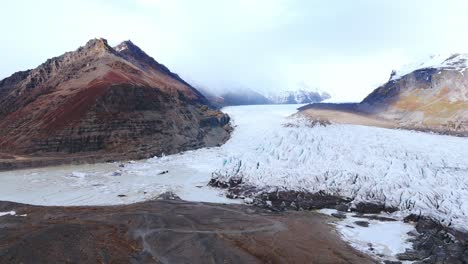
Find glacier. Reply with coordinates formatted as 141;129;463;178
0;104;467;232
215;105;468;231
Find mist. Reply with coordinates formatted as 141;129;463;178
2;0;468;101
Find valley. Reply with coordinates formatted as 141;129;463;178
1;104;467;262
2;1;468;263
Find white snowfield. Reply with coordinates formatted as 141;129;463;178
0;104;467;233
320;209;415;261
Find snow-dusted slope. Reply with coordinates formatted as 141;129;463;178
390;53;468;81
360;53;468;135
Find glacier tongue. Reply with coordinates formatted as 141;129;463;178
215;106;468;230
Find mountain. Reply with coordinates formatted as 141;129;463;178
360;54;467;134
267;90;331;104
198;87;330;107
219;87;271;106
197;86;271;107
0;38;231;169
300;54;468;135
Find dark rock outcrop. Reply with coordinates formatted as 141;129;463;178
401;214;468;263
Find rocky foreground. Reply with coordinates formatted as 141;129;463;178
0;197;373;264
208;179;468;263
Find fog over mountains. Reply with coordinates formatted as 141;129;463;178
197;83;331;107
4;1;468;102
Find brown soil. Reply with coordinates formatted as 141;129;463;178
0;200;375;264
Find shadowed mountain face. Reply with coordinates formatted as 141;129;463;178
0;39;231;165
219;88;272;106
196;87;271;108
301;54;468;135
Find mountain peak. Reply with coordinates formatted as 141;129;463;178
82;38;112;53
114;40;154;66
115;40;130;51
114;40;144;54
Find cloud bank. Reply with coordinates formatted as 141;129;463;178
2;0;468;101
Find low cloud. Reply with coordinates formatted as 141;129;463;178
2;0;468;101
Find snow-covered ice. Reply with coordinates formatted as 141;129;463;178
214;110;468;230
0;211;16;217
320;209;415;262
0;149;239;205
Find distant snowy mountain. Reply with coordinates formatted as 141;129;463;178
197;86;331;107
196;86;271;107
267;90;331;104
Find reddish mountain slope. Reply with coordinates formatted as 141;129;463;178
0;38;230;168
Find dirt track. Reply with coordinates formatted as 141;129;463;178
0;199;375;264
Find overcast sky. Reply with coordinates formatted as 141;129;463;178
2;0;468;101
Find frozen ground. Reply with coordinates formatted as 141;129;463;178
320;209;415;262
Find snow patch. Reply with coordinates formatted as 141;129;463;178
320;209;415;262
0;211;16;217
70;172;88;178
